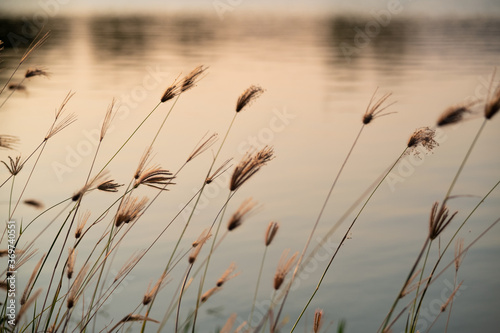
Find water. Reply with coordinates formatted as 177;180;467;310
1;12;500;333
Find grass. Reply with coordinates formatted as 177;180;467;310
0;30;499;333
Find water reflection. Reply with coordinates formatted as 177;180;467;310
1;12;500;333
2;14;500;77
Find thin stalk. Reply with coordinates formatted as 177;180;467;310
444;273;458;333
0;77;25;109
409;119;490;331
0;30;49;97
408;240;432;330
291;148;408;332
27;204;77;329
8;176;15;220
249;246;269;326
20;196;73;234
274;124;365;327
40;198;84;332
176;265;193;333
78;185;200;331
94;101;162;178
0;63;21;97
381;178;499;333
9;141;47;220
0;140;45;189
383;217;500;333
379;237;430;333
191;191;232;333
442;119;487;204
150;94;180;148
49;136;108;332
145;112;239;333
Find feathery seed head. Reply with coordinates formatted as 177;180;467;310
2;155;23;176
23;199;44;209
313;309;324;333
407;127;438;155
134;147;153;179
67;248;76;279
440;281;463;312
67;265;88;309
216;262;239;287
161;74;182;103
72;172;108;201
437;102;476;127
265;221;280;246
45;91;76;140
273;249;298;290
100;98;117;141
206;158;232;184
187;133;218;163
454;237;466;271
485;85;500;120
230;146;274;191
189;229;211;264
97;179;123;193
25;67;50;78
143;273;167;305
117;314;159;325
227;198;258;231
236;85;265;112
0;135;19;150
362;88;396;125
201;286;220;303
8;83;27;91
180;65;207;93
429;202;457;240
75;211;90;239
114;196;148;227
134;166;175;190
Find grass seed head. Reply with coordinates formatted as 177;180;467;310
201;286;220;303
227;198;257;231
230;146;274;191
0;135;19;150
429;202;457;240
161;74;182;102
407;127;438;155
180;65;207;93
485;85;500;120
25;67;50;78
23;199;44;209
437;102;476;127
313;309;324;333
216;262;239;287
273;249;298;290
362;88;396;125
189;229;211;264
236;85;265;112
97;179;123;193
265;221;280;246
2;155;23;175
114;196;148;227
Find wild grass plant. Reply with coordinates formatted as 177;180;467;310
0;32;499;333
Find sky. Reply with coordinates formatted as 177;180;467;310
1;0;500;16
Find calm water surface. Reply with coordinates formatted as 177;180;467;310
1;13;500;332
